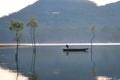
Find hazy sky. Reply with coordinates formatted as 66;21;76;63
0;0;120;18
0;0;38;18
89;0;120;6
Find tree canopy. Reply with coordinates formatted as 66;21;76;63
26;18;39;28
9;20;24;32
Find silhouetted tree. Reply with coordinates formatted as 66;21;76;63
90;26;96;54
90;26;96;79
9;20;24;80
26;18;39;80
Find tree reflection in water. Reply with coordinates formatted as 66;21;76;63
26;18;39;80
90;26;97;80
9;20;24;80
90;44;96;80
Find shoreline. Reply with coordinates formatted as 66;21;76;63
0;45;30;49
0;43;120;49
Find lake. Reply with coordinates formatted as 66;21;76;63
0;44;120;80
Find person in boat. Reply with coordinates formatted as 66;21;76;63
65;45;69;56
66;45;69;49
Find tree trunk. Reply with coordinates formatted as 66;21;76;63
16;32;19;80
33;27;36;74
90;30;96;78
90;30;95;61
31;27;37;80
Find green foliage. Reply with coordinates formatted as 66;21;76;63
90;26;96;31
27;17;39;80
29;74;38;80
92;67;96;76
33;75;38;80
9;20;24;40
26;18;39;28
9;20;24;80
9;20;24;32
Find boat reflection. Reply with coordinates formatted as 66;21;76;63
63;45;88;56
0;67;28;80
63;50;88;56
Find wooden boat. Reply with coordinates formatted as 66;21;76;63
63;48;88;52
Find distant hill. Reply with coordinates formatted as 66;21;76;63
0;0;120;43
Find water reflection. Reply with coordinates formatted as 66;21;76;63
96;76;120;80
1;45;120;80
90;26;97;80
29;45;38;80
63;50;88;56
0;67;28;80
90;44;97;80
90;45;120;80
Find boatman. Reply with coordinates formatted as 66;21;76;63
66;45;69;49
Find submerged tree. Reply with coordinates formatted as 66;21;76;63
9;20;24;80
90;26;96;61
90;26;96;52
91;26;96;38
90;26;96;79
26;18;39;80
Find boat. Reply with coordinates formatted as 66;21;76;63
63;48;88;52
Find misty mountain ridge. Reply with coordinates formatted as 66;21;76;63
1;0;120;27
0;0;120;43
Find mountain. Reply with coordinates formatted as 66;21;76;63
0;0;120;43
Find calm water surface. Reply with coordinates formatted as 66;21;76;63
0;45;120;80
